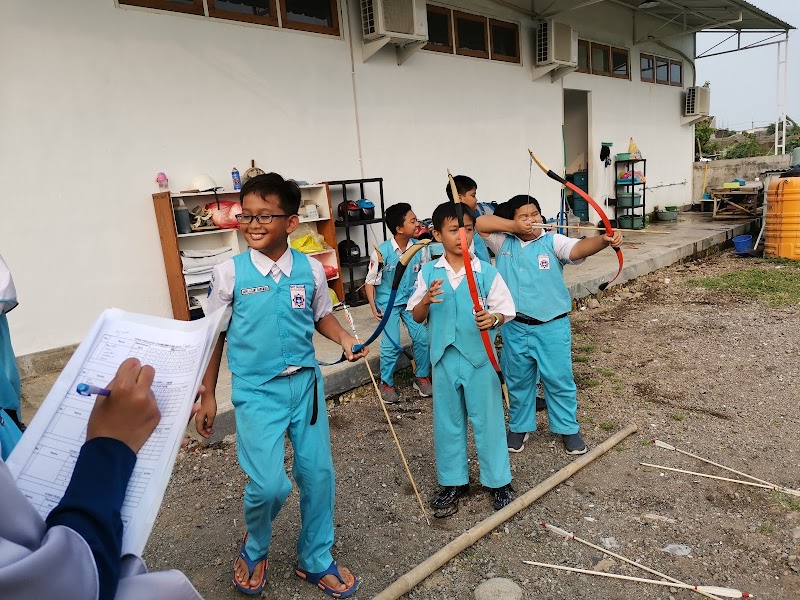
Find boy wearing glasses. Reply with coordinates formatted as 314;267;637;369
197;173;366;598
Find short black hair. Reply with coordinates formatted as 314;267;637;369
240;172;301;215
495;195;544;221
384;202;412;234
431;201;475;231
445;175;477;202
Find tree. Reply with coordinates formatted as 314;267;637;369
695;118;721;159
724;133;766;159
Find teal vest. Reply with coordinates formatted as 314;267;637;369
473;233;491;263
227;250;317;386
495;234;571;322
422;261;498;368
374;239;424;309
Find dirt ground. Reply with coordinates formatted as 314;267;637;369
142;251;800;599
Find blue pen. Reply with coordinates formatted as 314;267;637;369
76;383;111;397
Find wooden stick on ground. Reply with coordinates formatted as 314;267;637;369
522;561;753;598
372;424;638;600
652;439;800;494
540;522;723;599
641;462;800;497
340;305;430;525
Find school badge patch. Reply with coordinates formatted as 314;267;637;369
290;284;307;309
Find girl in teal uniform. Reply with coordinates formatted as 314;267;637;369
197;174;367;598
408;202;516;516
0;255;23;458
365;203;431;403
478;195;622;455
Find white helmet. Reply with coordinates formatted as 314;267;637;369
190;174;220;192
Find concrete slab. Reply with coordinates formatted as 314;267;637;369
17;212;759;442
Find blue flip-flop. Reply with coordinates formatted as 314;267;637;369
295;561;359;598
232;533;268;595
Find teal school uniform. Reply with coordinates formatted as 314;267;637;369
373;239;430;385
227;249;335;573
421;261;511;488
495;234;579;435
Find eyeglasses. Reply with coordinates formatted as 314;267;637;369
235;214;291;225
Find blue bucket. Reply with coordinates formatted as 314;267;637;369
733;234;753;253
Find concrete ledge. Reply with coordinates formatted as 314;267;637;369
18;344;77;381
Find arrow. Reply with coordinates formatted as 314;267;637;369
652;439;800;496
533;223;671;235
641;462;800;497
522;561;754;598
540;522;723;599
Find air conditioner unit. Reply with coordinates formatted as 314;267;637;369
684;86;710;117
536;20;577;67
361;0;427;44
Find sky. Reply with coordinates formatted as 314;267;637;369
694;0;798;131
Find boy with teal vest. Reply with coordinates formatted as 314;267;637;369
197;173;367;598
0;255;23;458
478;195;622;455
365;203;431;404
445;175;491;263
408;202;516;516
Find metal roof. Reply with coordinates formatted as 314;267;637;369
608;0;794;32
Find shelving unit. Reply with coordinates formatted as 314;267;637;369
328;178;387;306
613;158;647;229
152;184;342;321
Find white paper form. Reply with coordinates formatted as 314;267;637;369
7;307;226;556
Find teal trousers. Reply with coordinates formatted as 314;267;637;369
379;306;430;386
232;367;335;573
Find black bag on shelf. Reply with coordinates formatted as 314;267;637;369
338;239;361;264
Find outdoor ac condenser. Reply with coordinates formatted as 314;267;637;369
535;20;578;67
684;86;711;117
361;0;428;43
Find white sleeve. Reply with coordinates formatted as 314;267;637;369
206;260;235;331
364;247;382;285
405;271;429;312
483;233;507;256
551;233;585;265
486;274;516;323
309;258;333;321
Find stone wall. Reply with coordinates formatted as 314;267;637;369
693;154;792;202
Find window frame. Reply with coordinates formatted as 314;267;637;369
655;56;670;85
576;39;590;74
280;0;340;36
424;4;454;54
640;52;655;83
488;18;520;64
119;0;204;15
208;0;278;27
589;42;611;76
453;10;489;60
610;46;629;79
669;59;683;87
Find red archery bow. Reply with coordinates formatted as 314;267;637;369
447;170;510;409
528;148;624;290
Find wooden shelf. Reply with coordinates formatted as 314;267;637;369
177;229;234;238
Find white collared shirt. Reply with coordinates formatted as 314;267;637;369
406;255;516;322
208;247;332;330
0;255;18;315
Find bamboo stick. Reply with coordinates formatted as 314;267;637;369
540;522;722;599
372;424;638;600
522;561;753;598
532;223;672;235
652;439;800;495
641;462;800;497
341;305;430;525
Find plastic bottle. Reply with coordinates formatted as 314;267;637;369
232;167;242;191
174;199;192;234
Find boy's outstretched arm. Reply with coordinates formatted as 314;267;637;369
569;230;623;261
316;314;368;361
364;284;382;321
196;332;225;438
475;214;526;236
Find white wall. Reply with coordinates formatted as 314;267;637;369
1;0;694;355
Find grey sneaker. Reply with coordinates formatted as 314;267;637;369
507;431;530;453
380;383;400;404
413;377;432;397
563;433;588;455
